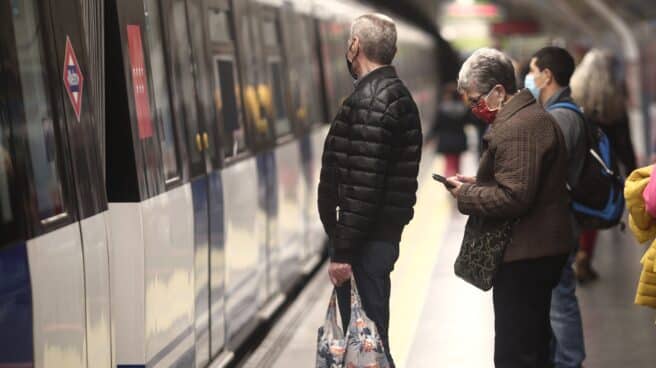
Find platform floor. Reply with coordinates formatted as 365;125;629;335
243;151;656;368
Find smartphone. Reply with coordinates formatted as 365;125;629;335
432;173;456;189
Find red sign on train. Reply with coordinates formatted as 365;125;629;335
62;36;84;122
127;25;153;139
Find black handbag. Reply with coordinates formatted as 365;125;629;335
454;216;516;291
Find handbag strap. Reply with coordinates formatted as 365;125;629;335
349;277;363;310
324;289;340;326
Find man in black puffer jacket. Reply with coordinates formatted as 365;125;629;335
317;13;422;366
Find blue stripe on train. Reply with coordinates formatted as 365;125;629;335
0;242;33;366
116;325;194;367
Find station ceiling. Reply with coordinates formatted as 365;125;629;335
398;0;656;41
375;0;656;82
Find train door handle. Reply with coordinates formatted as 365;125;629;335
195;133;203;152
202;132;209;150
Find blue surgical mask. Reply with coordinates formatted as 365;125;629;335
524;74;540;100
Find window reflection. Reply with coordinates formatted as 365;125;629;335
209;9;231;43
144;0;180;181
214;57;245;157
0;127;13;224
241;18;272;143
171;0;202;165
12;0;65;219
262;20;278;47
269;61;290;137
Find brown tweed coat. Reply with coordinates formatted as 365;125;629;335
457;89;574;262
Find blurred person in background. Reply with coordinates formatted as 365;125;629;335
570;49;637;282
526;46;586;368
449;48;572;368
428;82;468;176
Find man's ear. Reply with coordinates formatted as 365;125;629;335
351;36;360;51
543;68;555;85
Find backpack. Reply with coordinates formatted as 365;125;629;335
547;101;625;229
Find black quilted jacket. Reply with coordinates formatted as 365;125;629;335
318;66;422;263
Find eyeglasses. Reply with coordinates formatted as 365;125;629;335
467;88;495;109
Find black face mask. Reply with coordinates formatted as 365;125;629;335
345;41;358;80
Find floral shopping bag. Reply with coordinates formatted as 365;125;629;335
316;289;347;368
316;278;390;368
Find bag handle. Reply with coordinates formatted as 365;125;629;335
324;289;340;325
349;277;363;312
324;277;363;329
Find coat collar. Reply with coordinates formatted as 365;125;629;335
544;86;573;108
494;89;535;124
354;65;397;89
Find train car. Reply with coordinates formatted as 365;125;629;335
0;0;439;367
0;0;113;367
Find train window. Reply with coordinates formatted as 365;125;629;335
262;20;278;47
269;60;291;137
171;1;203;172
11;0;66;221
209;9;231;44
297;16;325;126
240;17;272;145
213;56;245;158
144;0;181;182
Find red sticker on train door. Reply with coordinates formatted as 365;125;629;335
126;24;153;139
62;36;84;122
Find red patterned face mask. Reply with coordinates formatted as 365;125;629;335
470;89;501;124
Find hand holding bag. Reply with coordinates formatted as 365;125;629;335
316;278;390;368
316;290;347;368
454;216;516;291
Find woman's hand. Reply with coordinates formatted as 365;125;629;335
456;174;476;184
447;176;463;198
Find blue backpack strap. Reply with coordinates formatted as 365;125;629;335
546;101;583;116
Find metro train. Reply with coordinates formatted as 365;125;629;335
0;0;439;367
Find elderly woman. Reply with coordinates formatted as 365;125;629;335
447;48;574;367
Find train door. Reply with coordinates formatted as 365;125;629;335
0;0;112;367
107;0;207;366
255;3;305;293
196;0;264;360
280;7;330;269
211;0;274;353
158;0;224;366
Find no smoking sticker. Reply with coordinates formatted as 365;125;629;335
62;36;84;122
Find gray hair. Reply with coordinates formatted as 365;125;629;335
457;48;517;95
350;13;397;65
570;49;625;123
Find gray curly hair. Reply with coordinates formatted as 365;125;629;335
350;14;397;65
457;48;517;95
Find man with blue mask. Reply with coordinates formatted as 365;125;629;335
527;47;587;368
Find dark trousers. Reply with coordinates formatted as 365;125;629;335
336;240;399;367
493;255;568;368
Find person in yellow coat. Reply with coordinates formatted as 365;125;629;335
624;165;656;321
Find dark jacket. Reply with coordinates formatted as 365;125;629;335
429;100;468;154
457;90;574;262
318;66;422;263
595;111;637;174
